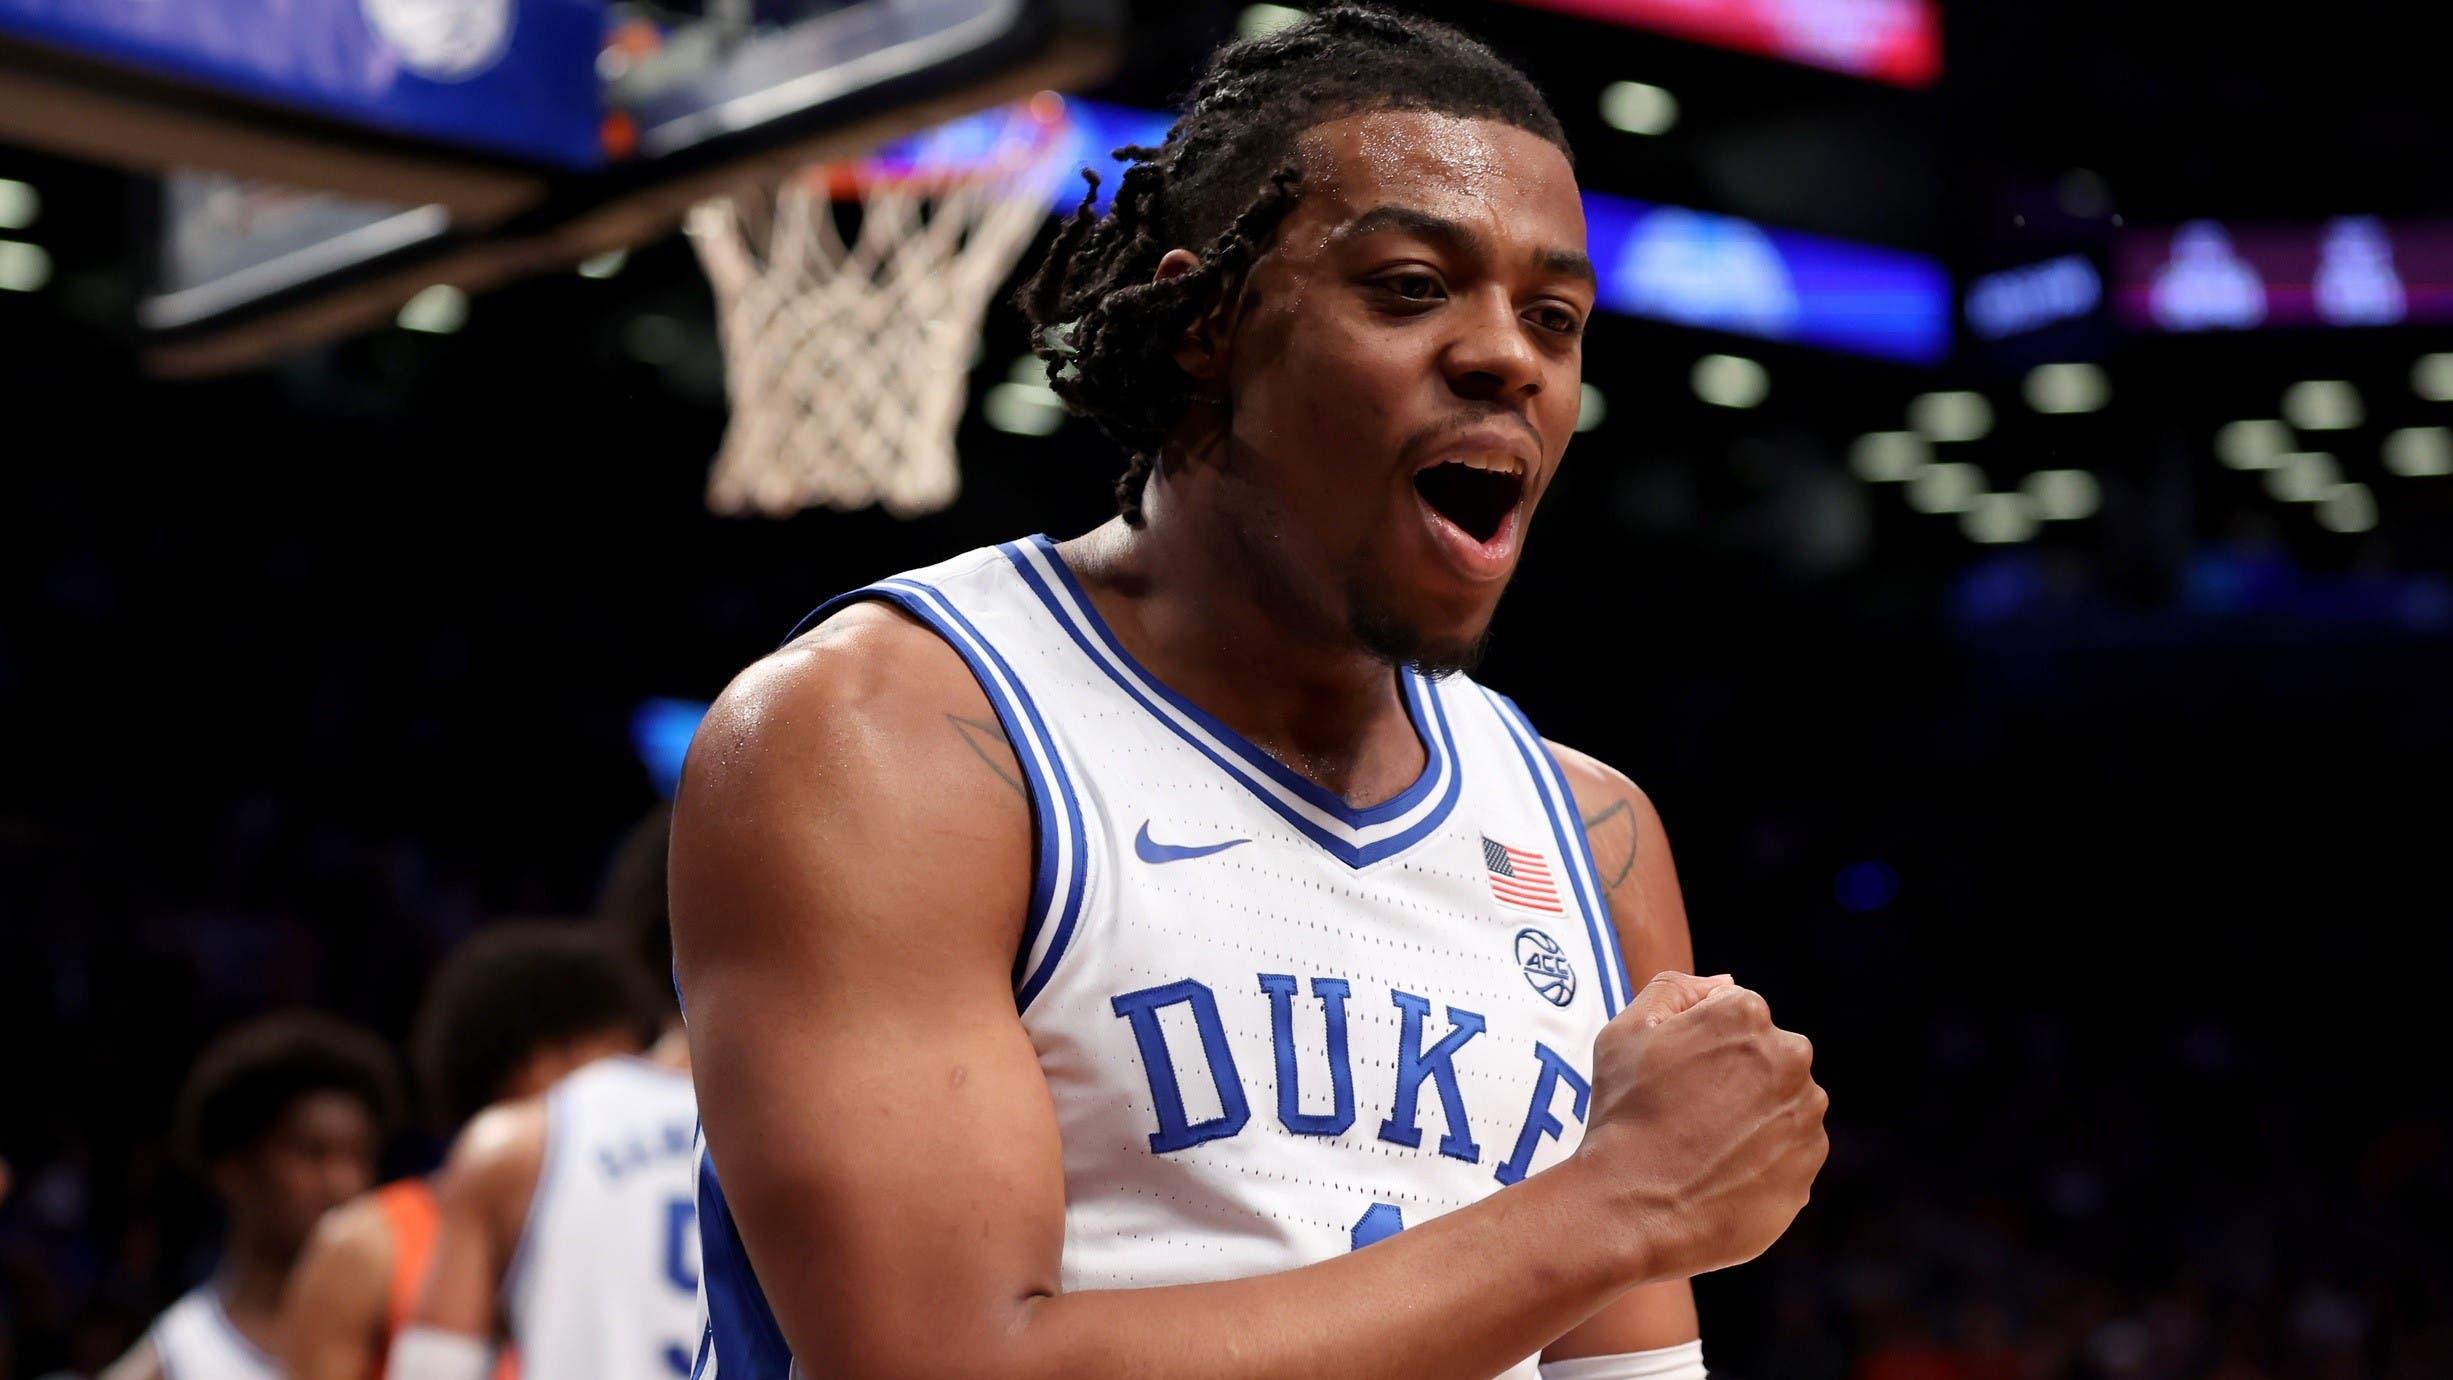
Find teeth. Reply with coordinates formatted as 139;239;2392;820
1438;453;1523;476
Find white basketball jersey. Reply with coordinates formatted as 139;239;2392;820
506;1056;702;1380
147;1287;277;1380
695;537;1631;1380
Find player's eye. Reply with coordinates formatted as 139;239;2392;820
1529;304;1585;337
1375;271;1446;302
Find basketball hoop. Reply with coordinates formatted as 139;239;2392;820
687;92;1073;518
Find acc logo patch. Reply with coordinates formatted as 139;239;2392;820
1514;928;1576;1007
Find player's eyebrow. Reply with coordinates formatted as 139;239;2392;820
1336;204;1594;285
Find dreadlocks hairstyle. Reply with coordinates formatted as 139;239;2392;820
410;920;660;1131
1014;4;1569;525
174;1011;402;1177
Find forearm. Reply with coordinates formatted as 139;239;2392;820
935;1157;1649;1380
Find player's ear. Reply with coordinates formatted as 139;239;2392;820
1155;248;1234;384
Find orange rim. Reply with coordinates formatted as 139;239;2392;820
801;91;1070;202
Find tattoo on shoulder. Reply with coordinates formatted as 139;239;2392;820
1581;797;1639;890
947;714;1026;800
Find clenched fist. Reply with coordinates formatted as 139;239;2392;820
1573;972;1828;1281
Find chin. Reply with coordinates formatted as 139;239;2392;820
1347;598;1494;679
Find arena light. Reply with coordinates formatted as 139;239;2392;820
0;179;36;231
2383;426;2453;478
2416;353;2453;403
1965;255;2101;340
2265;452;2341;503
2021;469;2101;520
1908;390;1993;443
1576;384;1607;433
1906;461;1982;514
1961;491;2039;544
2317;482;2377;533
2282;380;2362;431
1848;431;1928;482
577;249;628;279
2022;362;2109;415
1599;81;1679;136
1691;353;1768;408
1238;4;1306;39
395;283;467;333
985;363;1065;435
2215;419;2291;470
0;239;50;293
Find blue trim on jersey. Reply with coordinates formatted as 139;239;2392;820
1484;691;1627;1015
796;578;1090;1011
1017;534;1446;826
878;579;1093;1010
697;1157;793;1380
999;538;1462;869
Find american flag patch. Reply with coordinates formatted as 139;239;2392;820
1482;836;1563;913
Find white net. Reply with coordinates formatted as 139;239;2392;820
686;98;1069;518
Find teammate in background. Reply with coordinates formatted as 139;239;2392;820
675;8;1826;1379
382;817;700;1380
103;1013;401;1380
278;923;661;1380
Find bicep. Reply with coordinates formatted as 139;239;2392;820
672;624;1064;1376
277;1209;392;1380
409;1106;544;1342
1557;745;1695;984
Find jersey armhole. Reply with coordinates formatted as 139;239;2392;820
1482;690;1637;1014
798;581;1092;1012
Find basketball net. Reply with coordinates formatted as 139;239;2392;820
687;94;1071;519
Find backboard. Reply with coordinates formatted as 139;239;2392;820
0;0;1118;371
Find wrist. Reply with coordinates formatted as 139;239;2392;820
1543;1138;1670;1290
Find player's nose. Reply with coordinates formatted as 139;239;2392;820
1440;285;1545;409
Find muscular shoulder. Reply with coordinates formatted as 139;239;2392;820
1545;741;1693;979
296;1191;400;1288
434;1098;550;1242
671;599;1034;984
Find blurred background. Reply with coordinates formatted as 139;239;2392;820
3;0;2451;1376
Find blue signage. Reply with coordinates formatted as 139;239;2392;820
0;0;605;168
1583;194;1951;363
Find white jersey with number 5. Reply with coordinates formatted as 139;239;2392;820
508;1056;701;1380
693;537;1631;1380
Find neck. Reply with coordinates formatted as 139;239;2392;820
1062;497;1424;808
211;1225;295;1334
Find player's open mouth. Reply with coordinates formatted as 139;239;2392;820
1413;454;1526;578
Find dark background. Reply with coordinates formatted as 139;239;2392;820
4;1;2451;1376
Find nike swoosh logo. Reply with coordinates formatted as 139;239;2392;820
1134;821;1252;864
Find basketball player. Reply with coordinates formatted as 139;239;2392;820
278;923;662;1380
382;828;702;1380
676;9;1827;1378
103;1012;401;1380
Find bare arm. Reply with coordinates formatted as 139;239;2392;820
1544;747;1706;1362
278;1197;398;1380
674;605;1824;1380
398;1102;546;1350
96;1336;164;1380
